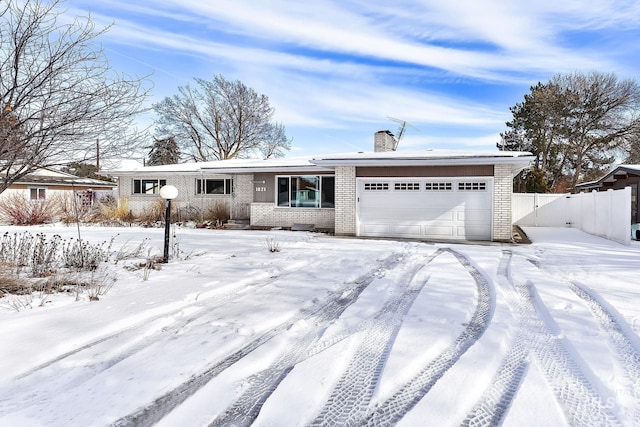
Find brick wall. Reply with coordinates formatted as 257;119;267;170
118;174;236;218
492;164;513;241
250;203;335;229
334;166;356;235
231;174;253;219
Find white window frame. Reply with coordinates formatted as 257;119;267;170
276;175;335;209
195;178;233;195
133;179;166;195
29;186;47;201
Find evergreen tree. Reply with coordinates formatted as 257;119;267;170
147;136;180;166
500;72;640;192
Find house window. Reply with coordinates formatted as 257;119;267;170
458;182;487;191
425;182;452;191
196;179;233;195
277;175;335;208
29;186;47;201
133;179;166;194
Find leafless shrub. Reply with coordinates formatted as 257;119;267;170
30;233;62;277
51;192;92;224
113;237;150;263
176;205;202;223
86;271;117;301
0;193;58;225
0;291;34;311
0;231;34;274
204;200;230;224
263;236;282;253
139;198;166;224
143;255;163;281
0;263;30;295
61;237;113;271
98;197;135;224
123;252;163;281
0;231;113;279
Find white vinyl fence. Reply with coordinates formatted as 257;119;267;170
513;187;631;245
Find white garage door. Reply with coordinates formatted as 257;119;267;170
357;177;493;240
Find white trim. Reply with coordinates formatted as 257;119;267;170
28;186;48;201
312;157;533;167
274;174;335;209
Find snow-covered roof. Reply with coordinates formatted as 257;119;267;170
311;149;534;167
13;167;115;188
105;149;534;175
575;164;640;189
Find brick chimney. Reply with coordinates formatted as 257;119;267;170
374;130;397;152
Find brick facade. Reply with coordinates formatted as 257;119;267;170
492;163;514;241
111;155;525;241
118;173;234;217
230;174;253;219
334;166;356;235
250;203;335;229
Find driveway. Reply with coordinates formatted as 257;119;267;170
0;226;639;426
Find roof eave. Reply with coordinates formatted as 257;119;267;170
200;165;334;173
311;156;535;167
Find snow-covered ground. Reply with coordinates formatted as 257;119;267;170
0;225;639;427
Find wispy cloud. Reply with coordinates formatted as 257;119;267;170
64;0;640;153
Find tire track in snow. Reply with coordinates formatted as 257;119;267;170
307;255;433;427
361;248;494;426
207;252;432;427
462;250;529;426
0;265;308;414
461;334;528;427
112;252;408;427
567;280;640;425
10;261;304;382
507;251;621;427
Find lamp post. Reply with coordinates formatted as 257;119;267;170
159;185;178;263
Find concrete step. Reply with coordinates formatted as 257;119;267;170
225;219;251;230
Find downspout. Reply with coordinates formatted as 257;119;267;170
200;170;204;223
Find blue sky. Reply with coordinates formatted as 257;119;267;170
64;0;640;158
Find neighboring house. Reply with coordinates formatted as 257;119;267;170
576;165;640;224
0;167;116;208
106;131;533;242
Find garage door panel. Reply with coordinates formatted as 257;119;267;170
458;225;490;239
395;209;456;221
357;178;492;240
362;223;391;235
360;208;456;222
457;209;492;222
391;224;422;236
423;225;455;238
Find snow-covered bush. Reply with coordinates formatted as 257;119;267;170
263;236;282;253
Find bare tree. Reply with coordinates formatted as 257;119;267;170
0;0;150;194
153;74;291;161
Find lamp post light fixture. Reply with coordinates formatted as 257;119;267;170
159;185;178;263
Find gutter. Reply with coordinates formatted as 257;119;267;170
310;156;535;168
